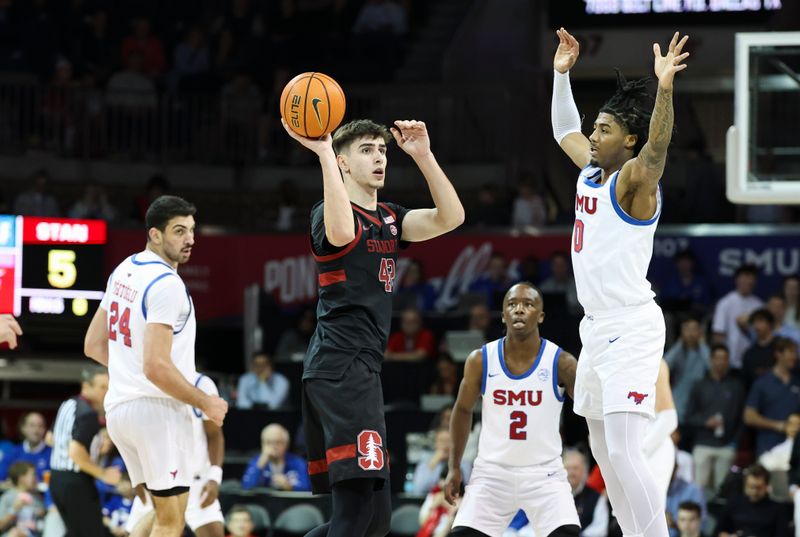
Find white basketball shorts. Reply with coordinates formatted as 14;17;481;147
124;477;224;533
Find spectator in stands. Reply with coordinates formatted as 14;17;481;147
470;253;512;310
385;308;436;361
515;255;540;286
412;429;470;495
428;353;459;397
68;183;117;221
101;473;133;537
784;275;800;329
121;17;166;77
274;308;315;362
0;462;45;537
469;184;508;228
12;170;60;217
170;26;210;91
416;466;459;537
766;293;800;344
685;344;744;496
241;424;310;491
715;463;790;537
79;9;114;82
395;259;437;312
712;264;763;370
274;179;299;231
538;251;580;315
789;421;800;535
221;72;263;160
0;413;50;482
664;316;709;421
758;412;800;500
353;0;407;35
660;250;713;315
665;466;705;537
741;308;777;389
132;175;170;222
674;501;702;537
468;303;499;341
511;178;548;230
744;337;800;456
106;50;157;109
225;506;255;537
235;352;289;410
563;448;609;537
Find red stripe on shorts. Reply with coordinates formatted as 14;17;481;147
308;459;328;475
326;443;356;464
318;270;346;287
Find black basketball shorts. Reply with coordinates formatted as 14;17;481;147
302;356;390;494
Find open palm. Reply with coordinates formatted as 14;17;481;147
653;32;690;89
391;120;431;158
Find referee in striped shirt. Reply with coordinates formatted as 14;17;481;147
50;368;121;537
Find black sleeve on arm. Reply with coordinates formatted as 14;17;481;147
309;201;354;257
72;408;100;450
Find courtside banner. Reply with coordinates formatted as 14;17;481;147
105;226;799;320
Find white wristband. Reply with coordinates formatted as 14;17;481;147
207;465;223;484
551;69;582;144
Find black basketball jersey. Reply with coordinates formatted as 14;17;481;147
304;200;409;380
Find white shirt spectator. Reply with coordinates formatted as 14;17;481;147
712;291;764;369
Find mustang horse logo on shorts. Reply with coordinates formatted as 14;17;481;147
627;391;648;405
357;430;385;471
170;469;178;479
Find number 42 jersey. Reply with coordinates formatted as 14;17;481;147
102;249;196;412
477;337;565;467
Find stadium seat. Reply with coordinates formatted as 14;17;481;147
390;504;421;536
273;503;325;535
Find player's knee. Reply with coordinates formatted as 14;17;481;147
547;524;581;537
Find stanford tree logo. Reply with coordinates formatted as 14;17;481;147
357;430;385;471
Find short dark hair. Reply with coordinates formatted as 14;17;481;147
18;412;43;431
81;367;107;384
674;249;696;262
734;264;758;278
768;293;786;303
748;308;775;327
503;281;544;309
227;504;253;520
598;70;655;156
332;119;391;155
8;462;34;486
251;352;271;364
744;463;770;484
677;501;701;517
710;343;729;356
145;195;197;233
774;337;798;354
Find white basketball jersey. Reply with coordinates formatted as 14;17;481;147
571;166;661;313
477;337;565;467
103;250;196;412
188;373;219;476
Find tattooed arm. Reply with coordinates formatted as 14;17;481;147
618;32;689;194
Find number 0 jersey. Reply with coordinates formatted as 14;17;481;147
571;166;661;314
102;249;196;412
477;337;565;467
305;200;408;380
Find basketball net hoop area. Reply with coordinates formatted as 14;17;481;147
726;32;800;204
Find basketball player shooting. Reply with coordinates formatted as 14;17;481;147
444;283;581;537
551;28;689;537
282;118;464;537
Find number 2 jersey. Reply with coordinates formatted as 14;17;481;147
571;165;662;314
478;337;565;467
102;249;196;412
305;200;408;380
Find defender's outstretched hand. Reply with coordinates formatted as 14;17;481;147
390;120;431;159
554;27;580;74
281;118;334;157
653;32;690;90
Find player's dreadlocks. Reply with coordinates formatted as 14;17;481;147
599;70;654;156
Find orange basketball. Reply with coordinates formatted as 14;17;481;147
279;72;346;138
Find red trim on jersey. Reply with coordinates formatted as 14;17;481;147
377;202;396;221
327;443;356;464
311;217;363;262
308;459;328;475
318;269;346;287
351;204;382;227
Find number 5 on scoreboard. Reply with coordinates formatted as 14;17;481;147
48;249;77;288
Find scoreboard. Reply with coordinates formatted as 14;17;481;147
0;215;106;318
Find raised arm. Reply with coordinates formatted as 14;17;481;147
391;120;465;242
281;120;354;246
552;28;591;169
619;32;689;192
444;349;482;505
